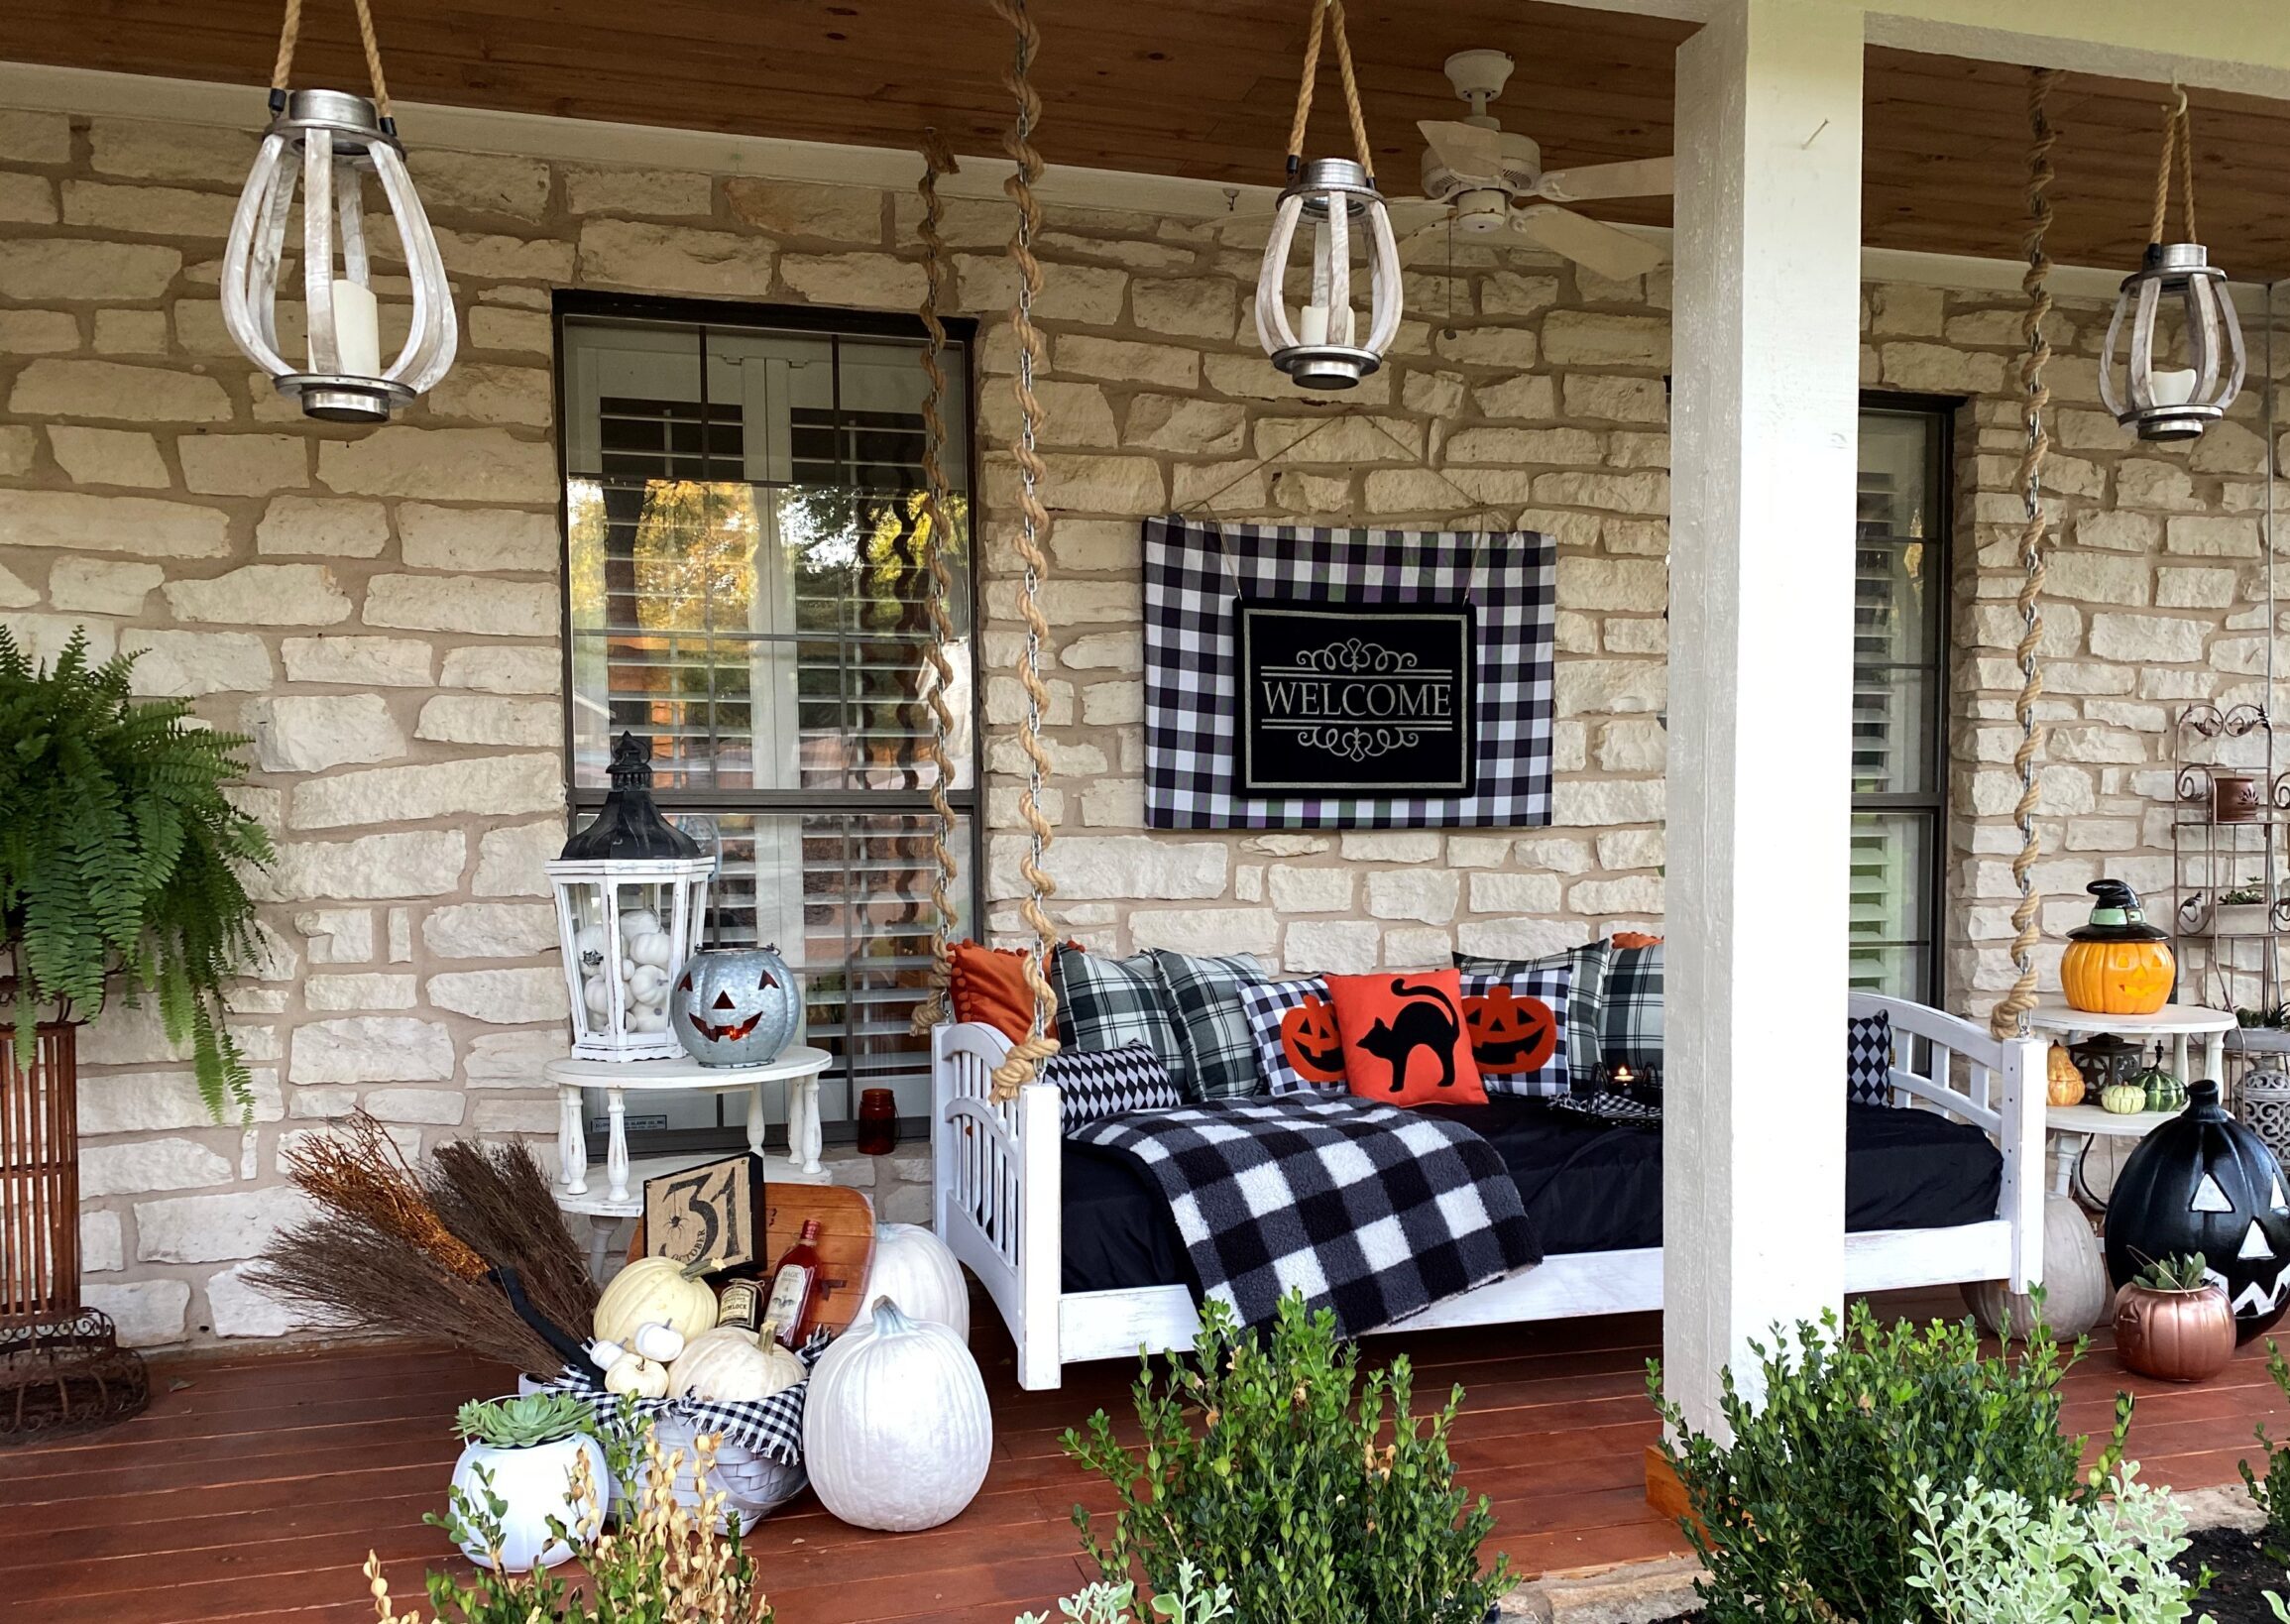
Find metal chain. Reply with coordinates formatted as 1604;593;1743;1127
986;0;1062;1100
1991;65;2062;1044
909;130;962;1035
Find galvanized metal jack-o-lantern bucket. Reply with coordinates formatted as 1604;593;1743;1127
670;946;799;1069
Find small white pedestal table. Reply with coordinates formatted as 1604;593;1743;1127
2027;999;2234;1209
547;1047;835;1275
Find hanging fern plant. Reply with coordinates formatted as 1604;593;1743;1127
0;628;274;1118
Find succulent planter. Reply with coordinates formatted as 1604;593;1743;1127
2213;902;2272;937
449;1433;609;1571
2114;1282;2235;1382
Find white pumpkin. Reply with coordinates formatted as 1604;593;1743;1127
1961;1195;2111;1340
860;1222;970;1341
803;1297;990;1531
605;1351;669;1398
668;1326;806;1402
595;1256;719;1346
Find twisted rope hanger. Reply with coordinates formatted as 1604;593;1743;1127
269;0;394;122
985;0;1062;1101
2146;85;2198;247
1991;65;2063;1044
1283;0;1377;182
909;129;963;1036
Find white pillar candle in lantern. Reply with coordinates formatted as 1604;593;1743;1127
547;734;718;1063
220;88;456;423
2099;243;2246;442
1253;158;1403;391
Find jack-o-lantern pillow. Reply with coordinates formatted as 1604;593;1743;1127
1238;978;1345;1095
1459;968;1571;1098
1325;970;1487;1108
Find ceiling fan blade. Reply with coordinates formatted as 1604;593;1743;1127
1417;119;1506;177
1396;219;1455;268
1508;205;1668;282
1535;155;1674;203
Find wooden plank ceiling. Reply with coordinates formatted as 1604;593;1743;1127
7;0;2290;276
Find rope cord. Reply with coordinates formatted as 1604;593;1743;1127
1991;65;2062;1044
1282;0;1377;179
909;130;963;1035
2146;86;2197;246
986;0;1062;1101
269;0;394;119
1184;406;1507;526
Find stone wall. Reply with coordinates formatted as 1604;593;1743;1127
0;95;2280;1345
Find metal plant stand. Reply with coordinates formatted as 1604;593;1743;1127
2174;704;2290;1099
1;1020;148;1443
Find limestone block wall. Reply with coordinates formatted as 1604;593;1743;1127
0;94;2280;1346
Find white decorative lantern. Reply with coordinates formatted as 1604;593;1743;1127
547;734;716;1062
220;86;456;422
1254;158;1405;391
2098;90;2244;443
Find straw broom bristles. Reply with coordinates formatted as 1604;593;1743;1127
423;1137;598;1338
281;1110;487;1278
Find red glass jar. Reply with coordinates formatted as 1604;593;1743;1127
856;1088;899;1155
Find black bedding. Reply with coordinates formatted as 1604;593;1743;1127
1059;1098;2004;1295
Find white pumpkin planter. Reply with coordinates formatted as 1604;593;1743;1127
450;1433;609;1572
802;1298;991;1531
860;1222;971;1341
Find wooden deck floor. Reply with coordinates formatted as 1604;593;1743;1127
4;1292;2286;1624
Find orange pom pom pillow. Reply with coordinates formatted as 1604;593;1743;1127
1324;971;1485;1107
948;941;1042;1042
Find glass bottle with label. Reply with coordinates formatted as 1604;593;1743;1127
761;1218;824;1348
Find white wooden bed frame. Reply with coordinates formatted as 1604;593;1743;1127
932;993;2048;1390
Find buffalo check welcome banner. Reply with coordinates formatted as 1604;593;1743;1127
1144;517;1555;828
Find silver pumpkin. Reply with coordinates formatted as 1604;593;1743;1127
668;946;799;1068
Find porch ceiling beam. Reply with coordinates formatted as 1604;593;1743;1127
1662;0;1862;1429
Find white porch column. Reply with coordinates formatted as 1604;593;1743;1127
1662;0;1865;1433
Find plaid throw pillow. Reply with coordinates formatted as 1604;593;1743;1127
1237;977;1343;1096
1460;967;1570;1098
1847;1009;1893;1104
1043;1041;1182;1131
1602;943;1662;1071
1054;945;1188;1091
1453;940;1611;1091
1150;950;1267;1102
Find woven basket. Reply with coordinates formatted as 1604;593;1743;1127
637;1418;808;1535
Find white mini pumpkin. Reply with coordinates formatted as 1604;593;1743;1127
668;1326;805;1402
802;1297;990;1531
859;1222;970;1341
595;1256;719;1346
605;1351;669;1398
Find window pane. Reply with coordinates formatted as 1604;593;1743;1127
1849;810;1934;997
1854;412;1943;796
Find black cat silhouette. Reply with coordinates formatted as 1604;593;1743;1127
1355;979;1465;1094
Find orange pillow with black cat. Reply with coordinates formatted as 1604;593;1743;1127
1324;970;1486;1107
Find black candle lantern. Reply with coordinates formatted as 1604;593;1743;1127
1595;1060;1662;1103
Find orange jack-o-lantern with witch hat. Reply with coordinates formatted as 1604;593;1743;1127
2060;879;2176;1017
1279;990;1346;1086
1463;986;1558;1077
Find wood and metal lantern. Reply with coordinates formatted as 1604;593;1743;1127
547;734;717;1063
2;1019;150;1441
1252;0;1402;391
2098;91;2245;443
221;2;455;422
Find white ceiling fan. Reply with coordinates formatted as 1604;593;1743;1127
1390;49;1673;283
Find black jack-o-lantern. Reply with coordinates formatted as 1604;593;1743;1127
2106;1080;2290;1342
1463;987;1558;1076
1279;991;1346;1086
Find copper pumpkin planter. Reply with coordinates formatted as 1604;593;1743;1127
2114;1282;2236;1382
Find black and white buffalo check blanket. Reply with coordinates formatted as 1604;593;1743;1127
1068;1096;1543;1336
545;1332;830;1464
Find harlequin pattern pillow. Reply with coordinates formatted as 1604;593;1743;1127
1453;939;1612;1092
1237;977;1343;1096
1459;967;1570;1098
1326;970;1487;1108
1054;944;1189;1092
1043;1041;1183;1131
1149;950;1268;1102
1601;943;1663;1071
1847;1009;1894;1104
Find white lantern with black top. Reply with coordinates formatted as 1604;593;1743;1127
547;734;716;1063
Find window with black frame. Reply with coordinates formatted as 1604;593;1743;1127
1851;398;1953;1003
558;300;977;1155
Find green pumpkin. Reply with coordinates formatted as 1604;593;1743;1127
2134;1060;2187;1114
2100;1080;2150;1115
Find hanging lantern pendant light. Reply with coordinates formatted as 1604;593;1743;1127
2099;88;2244;443
1253;0;1402;391
220;0;456;423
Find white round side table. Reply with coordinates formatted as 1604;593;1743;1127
2023;997;2233;1089
546;1046;835;1204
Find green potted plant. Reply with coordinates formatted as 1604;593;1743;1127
0;629;271;1115
2216;885;2275;937
448;1393;609;1573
